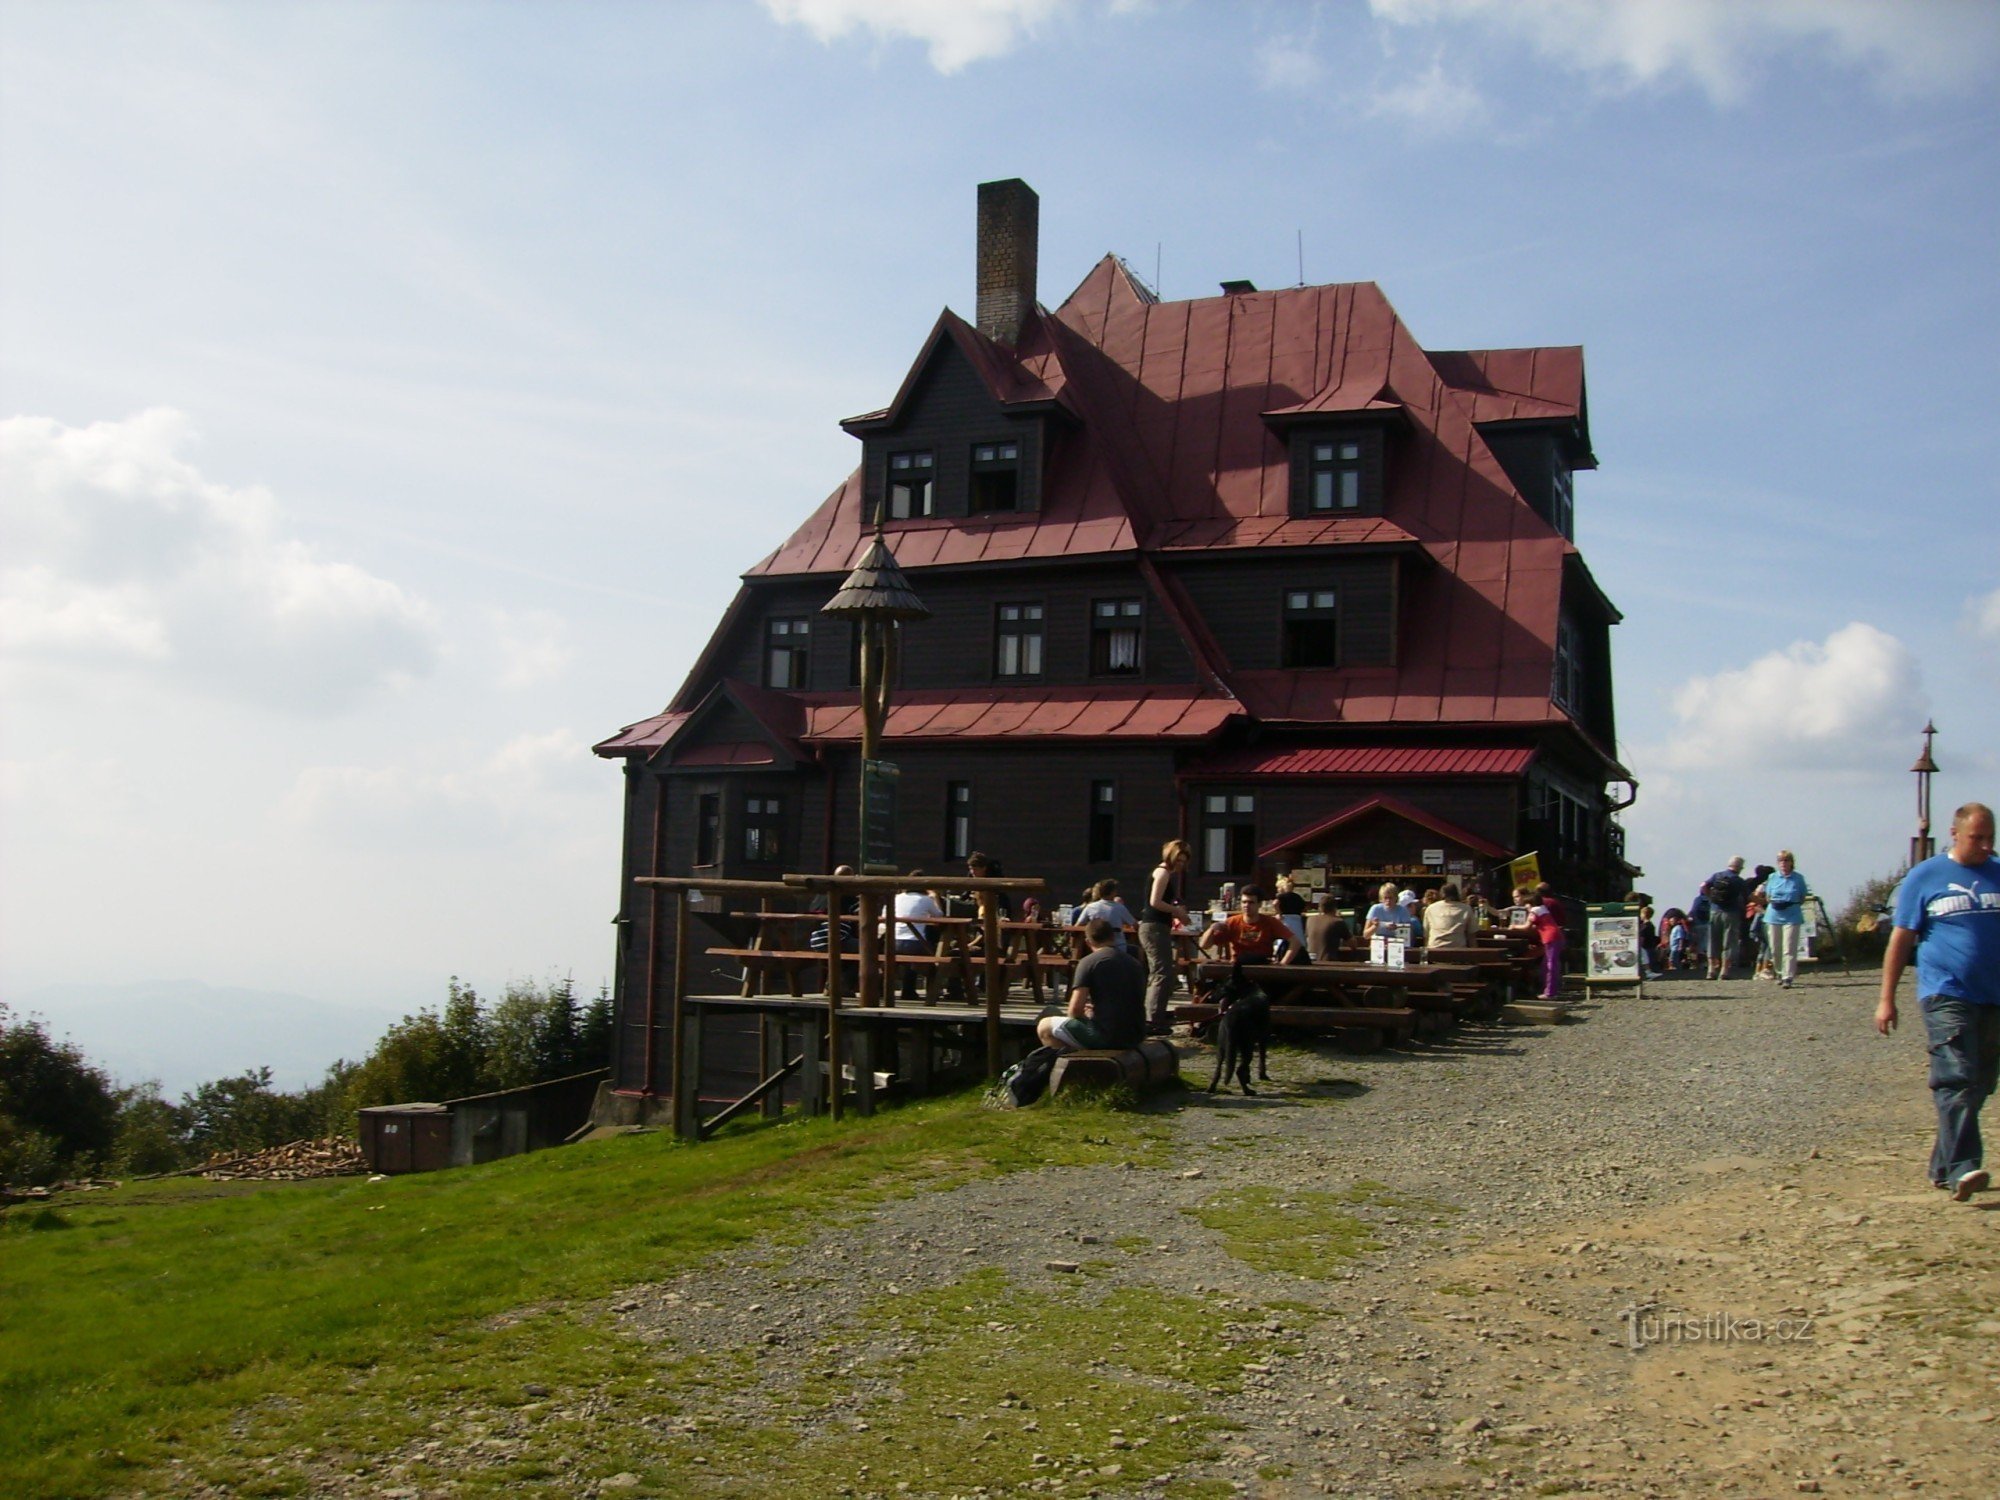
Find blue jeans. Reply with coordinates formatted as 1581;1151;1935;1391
1922;998;2000;1188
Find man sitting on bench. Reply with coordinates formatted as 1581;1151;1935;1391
1038;918;1145;1053
1199;886;1307;965
887;873;944;1003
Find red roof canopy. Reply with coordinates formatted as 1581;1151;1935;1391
1196;746;1537;779
1257;793;1514;862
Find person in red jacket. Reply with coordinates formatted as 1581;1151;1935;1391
1530;883;1566;1000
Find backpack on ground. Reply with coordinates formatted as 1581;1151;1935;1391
999;1045;1061;1107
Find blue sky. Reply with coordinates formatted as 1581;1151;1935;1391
4;0;1997;1085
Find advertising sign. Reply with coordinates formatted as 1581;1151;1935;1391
1508;851;1543;890
1585;914;1643;985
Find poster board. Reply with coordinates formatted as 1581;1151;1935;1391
1585;913;1643;986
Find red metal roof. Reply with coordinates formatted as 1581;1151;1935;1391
1427;347;1584;424
1195;746;1537;778
642;248;1615;755
799;686;1238;744
594;709;688;757
1256;793;1514;862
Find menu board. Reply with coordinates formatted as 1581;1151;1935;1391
1585;914;1642;985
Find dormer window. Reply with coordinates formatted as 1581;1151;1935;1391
1282;589;1340;668
887;450;934;519
969;440;1020;513
1551;463;1574;539
1288;427;1383;517
1309;440;1363;511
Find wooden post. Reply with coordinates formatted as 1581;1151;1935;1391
857;892;880;1008
826;914;846;1123
673;1001;702;1140
881;897;899;1007
761;1018;786;1119
981;891;1004;1080
669;889;690;1100
853;1024;876;1117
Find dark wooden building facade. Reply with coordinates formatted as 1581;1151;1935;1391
596;179;1636;1096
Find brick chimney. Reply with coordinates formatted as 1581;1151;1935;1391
976;178;1038;347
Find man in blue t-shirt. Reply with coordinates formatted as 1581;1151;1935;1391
1877;802;2000;1201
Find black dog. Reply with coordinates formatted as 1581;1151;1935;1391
1207;959;1272;1095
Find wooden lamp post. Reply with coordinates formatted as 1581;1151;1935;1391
1910;719;1939;868
820;526;930;1023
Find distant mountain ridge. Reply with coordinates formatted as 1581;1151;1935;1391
10;979;408;1096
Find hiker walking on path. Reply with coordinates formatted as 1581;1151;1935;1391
1760;852;1811;989
1876;802;2000;1202
1702;857;1748;979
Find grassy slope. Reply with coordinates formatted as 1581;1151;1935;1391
0;1089;1174;1498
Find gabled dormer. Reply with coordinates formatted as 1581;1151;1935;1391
839;179;1077;527
840;313;1065;522
1262;372;1411;519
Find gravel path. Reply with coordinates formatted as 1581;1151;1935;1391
234;965;1995;1500
601;964;1996;1498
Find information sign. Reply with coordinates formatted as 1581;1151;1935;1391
861;759;899;873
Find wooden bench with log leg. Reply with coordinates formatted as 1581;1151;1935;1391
1047;1037;1180;1097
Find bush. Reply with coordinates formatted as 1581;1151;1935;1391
1833;868;1905;966
0;1005;121;1185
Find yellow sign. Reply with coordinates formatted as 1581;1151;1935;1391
1507;851;1542;890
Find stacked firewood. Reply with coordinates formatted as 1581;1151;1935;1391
192;1137;367;1181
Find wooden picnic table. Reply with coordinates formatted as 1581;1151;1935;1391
1187;959;1475;1040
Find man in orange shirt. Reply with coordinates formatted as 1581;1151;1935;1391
1199;886;1306;965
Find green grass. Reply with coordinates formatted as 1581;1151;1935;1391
0;1087;1172;1498
1182;1182;1445;1278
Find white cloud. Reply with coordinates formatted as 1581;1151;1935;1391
0;410;439;712
491;608;573;690
1967;587;2000;646
761;0;1073;73
1367;57;1487;132
1653;622;1928;772
281;729;598;848
1256;33;1328;93
1368;0;2000;103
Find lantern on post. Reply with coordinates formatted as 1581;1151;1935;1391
821;524;930;872
1910;720;1939;868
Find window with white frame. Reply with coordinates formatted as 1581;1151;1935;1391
1091;598;1143;675
1201;791;1257;876
1282;588;1340;668
994;602;1043;677
765;617;811;689
887;450;934;519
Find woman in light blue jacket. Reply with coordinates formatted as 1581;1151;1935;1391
1761;850;1811;989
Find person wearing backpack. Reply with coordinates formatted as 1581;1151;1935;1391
1703;856;1748;980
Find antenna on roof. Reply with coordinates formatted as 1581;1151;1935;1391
1154;243;1161;300
1297;229;1304;287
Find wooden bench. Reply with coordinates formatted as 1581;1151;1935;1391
1047;1038;1180;1097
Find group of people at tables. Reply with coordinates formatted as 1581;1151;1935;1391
1188;877;1495;967
807;843;1552;1014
